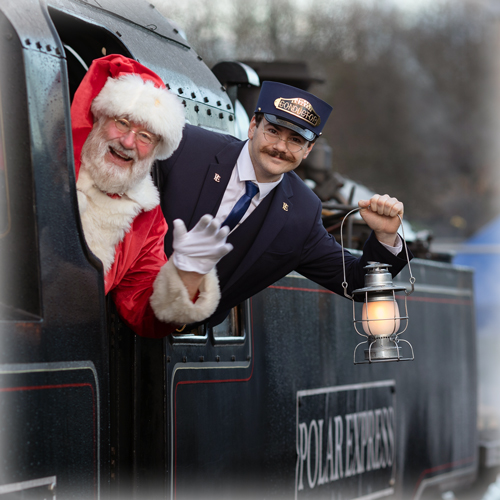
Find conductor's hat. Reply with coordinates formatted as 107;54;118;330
254;81;332;141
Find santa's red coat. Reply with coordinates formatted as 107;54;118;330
71;55;176;338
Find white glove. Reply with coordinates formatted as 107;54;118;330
172;215;233;274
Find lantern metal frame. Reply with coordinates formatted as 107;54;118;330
340;208;416;364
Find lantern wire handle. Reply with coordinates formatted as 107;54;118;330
340;207;415;298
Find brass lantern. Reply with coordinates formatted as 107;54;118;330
340;209;415;364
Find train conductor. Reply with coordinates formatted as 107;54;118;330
158;81;410;328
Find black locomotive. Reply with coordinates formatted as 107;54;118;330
0;1;478;499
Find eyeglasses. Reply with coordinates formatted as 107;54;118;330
113;117;159;145
262;129;308;153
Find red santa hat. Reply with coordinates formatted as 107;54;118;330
71;54;185;179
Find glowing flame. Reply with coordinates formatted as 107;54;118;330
361;300;400;336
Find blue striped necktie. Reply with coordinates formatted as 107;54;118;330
222;181;259;231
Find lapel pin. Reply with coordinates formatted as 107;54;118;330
282;202;289;211
214;173;221;183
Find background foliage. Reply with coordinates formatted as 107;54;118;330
157;0;496;238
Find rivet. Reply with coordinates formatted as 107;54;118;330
166;83;170;89
197;55;203;61
182;356;187;363
182;100;186;107
221;86;226;92
25;38;31;45
173;28;179;34
247;355;251;361
217;101;221;106
216;356;220;362
194;105;199;112
219;113;223;119
204;97;209;103
167;356;171;363
207;109;211;116
178;88;183;94
46;45;51;51
36;41;42;49
226;104;231;110
231;355;236;362
229;116;234;122
191;92;196;98
199;356;204;362
55;47;61;55
116;31;122;37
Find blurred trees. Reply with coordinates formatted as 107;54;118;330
157;0;494;237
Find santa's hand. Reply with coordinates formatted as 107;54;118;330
172;215;233;274
358;194;403;246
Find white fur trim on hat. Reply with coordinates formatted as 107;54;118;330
150;260;220;325
91;74;185;160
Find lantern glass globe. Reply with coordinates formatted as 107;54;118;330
361;299;401;336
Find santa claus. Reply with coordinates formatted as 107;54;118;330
71;54;231;337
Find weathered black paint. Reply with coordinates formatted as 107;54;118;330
164;264;476;500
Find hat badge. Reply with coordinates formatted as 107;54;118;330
274;97;321;127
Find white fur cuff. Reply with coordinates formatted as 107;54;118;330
150;259;220;325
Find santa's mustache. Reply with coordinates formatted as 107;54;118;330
108;141;137;161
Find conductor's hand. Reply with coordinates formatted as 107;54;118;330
358;194;403;247
172;215;233;274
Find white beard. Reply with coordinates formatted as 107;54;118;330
76;121;160;275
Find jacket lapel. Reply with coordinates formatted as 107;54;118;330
189;140;245;229
223;174;294;291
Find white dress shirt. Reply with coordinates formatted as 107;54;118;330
215;142;279;229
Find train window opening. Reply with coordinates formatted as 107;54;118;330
171;324;208;344
0;11;41;321
46;8;139;337
48;7;133;102
211;303;247;344
170;304;248;345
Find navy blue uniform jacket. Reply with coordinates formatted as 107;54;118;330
158;124;410;326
